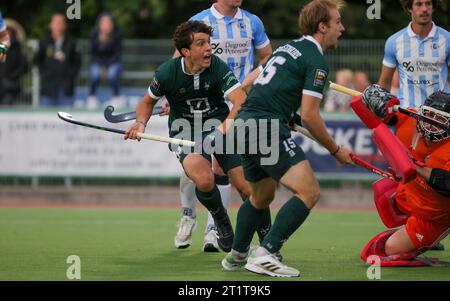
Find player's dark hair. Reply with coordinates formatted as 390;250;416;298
299;0;345;36
173;20;213;56
400;0;438;11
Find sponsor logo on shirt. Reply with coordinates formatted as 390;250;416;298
314;69;327;87
402;60;440;73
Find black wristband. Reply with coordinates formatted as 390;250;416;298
330;145;340;156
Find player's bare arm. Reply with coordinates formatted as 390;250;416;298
218;87;247;134
241;67;261;94
300;94;353;165
124;93;157;141
377;65;395;91
257;44;272;65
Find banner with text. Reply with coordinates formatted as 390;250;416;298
0;112;388;179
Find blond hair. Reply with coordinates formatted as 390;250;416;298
299;0;345;36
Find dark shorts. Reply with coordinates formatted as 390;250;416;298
234;112;306;182
170;129;242;174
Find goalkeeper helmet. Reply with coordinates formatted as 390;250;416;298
417;90;450;143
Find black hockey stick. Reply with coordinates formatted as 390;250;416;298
57;112;195;146
104;105;164;123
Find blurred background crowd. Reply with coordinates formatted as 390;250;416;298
0;0;449;112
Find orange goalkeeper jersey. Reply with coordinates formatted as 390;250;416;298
395;112;450;225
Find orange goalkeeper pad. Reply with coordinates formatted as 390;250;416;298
350;95;382;129
372;123;416;183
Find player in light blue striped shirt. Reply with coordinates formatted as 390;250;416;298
378;0;450;108
190;1;272;82
0;10;11;62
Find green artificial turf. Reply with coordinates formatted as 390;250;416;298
0;208;448;281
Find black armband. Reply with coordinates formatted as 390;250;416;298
427;168;450;198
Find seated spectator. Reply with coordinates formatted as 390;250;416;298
87;13;123;110
0;20;28;105
324;68;354;113
33;13;80;107
353;70;370;92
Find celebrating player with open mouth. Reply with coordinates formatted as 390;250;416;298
125;20;252;253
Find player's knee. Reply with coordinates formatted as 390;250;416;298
235;182;251;200
385;235;415;256
295;187;320;209
385;238;399;255
250;197;271;210
195;174;215;192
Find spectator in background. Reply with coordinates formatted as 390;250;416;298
324;68;353;113
33;13;80;107
87;13;123;110
353;70;370;92
0;20;28;105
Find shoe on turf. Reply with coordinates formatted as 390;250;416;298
174;216;196;249
222;250;249;271
250;245;283;262
203;229;220;252
212;213;234;252
245;247;300;277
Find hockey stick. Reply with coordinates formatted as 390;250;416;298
329;82;450;133
104;105;164;123
57;112;195;147
292;124;400;182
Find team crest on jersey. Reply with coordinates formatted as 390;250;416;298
238;20;246;30
151;77;159;90
314;69;327;87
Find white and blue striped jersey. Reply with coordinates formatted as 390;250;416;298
0;11;5;32
383;22;450;108
191;5;270;83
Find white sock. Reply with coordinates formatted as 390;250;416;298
179;171;197;218
205;184;231;233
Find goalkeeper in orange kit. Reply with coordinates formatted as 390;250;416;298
360;86;449;266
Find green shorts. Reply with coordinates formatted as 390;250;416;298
234;112;306;182
171;129;242;174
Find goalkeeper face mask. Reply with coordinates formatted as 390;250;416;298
417;91;450;143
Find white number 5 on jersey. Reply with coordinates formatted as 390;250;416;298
254;56;287;85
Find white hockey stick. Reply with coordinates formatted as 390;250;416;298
58;112;196;147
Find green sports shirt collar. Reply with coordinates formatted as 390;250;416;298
303;35;324;55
